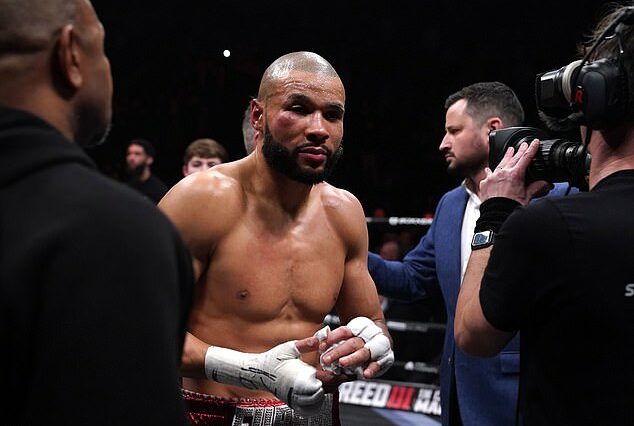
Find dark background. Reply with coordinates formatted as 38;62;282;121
89;0;608;217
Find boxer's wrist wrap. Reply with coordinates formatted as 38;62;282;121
475;197;521;233
204;341;325;417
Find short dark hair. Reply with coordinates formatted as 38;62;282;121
128;138;156;158
183;138;229;164
0;0;76;56
445;82;524;127
581;3;634;121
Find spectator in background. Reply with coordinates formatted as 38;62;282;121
182;138;229;176
242;102;257;155
125;138;168;203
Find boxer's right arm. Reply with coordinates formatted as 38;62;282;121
158;171;240;376
180;332;325;417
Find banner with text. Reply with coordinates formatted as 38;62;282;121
339;379;441;418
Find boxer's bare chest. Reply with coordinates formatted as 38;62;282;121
202;203;346;322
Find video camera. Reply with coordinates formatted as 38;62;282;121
488;7;634;191
535;6;633;130
488;127;590;189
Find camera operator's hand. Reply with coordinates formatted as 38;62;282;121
480;140;552;205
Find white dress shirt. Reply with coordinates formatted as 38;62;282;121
460;181;481;283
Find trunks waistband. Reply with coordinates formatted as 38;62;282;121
181;389;338;426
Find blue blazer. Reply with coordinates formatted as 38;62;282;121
369;183;574;426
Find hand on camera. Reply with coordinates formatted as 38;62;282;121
480;140;552;205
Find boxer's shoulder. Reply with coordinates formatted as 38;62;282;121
159;168;245;240
316;183;362;212
316;183;366;241
165;167;244;209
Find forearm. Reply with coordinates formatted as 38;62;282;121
180;332;209;379
455;248;514;356
181;334;325;416
455;248;492;352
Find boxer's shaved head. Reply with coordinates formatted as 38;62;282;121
257;51;342;100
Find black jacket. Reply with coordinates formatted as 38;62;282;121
0;106;193;424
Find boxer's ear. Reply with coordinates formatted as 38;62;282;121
251;100;264;131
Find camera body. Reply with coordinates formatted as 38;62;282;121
488;127;590;189
535;6;633;131
535;58;628;130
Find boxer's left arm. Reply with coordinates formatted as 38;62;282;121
318;191;393;382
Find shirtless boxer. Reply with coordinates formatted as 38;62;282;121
159;51;394;424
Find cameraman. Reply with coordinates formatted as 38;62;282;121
455;5;634;425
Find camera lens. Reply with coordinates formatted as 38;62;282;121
536;60;583;116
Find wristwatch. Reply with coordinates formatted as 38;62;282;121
471;230;494;250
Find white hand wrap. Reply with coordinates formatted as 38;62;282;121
316;317;394;378
204;341;325;417
315;325;362;376
347;317;394;377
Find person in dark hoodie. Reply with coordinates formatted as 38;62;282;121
0;1;328;423
0;0;193;423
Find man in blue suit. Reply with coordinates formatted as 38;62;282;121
368;82;574;426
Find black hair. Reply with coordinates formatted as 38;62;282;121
445;81;524;127
129;138;156;158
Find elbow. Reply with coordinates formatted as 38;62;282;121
454;323;475;355
454;321;500;358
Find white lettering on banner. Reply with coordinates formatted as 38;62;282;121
360;382;376;406
625;283;634;297
339;381;391;407
372;383;391;407
413;388;442;416
339;382;354;402
339;380;441;417
350;381;365;404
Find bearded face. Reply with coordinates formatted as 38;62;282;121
262;125;343;185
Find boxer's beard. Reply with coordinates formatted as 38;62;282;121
262;126;343;185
